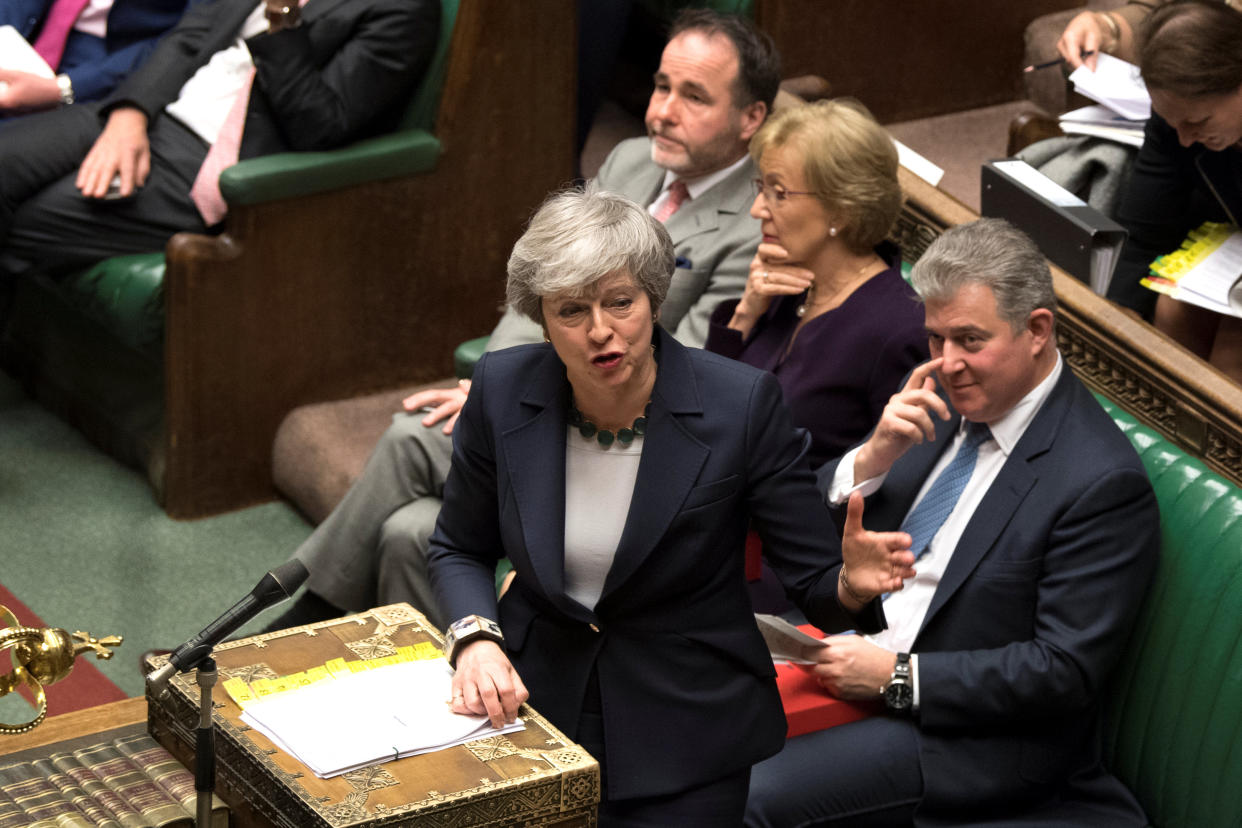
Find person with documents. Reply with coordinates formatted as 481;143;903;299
1110;0;1242;383
427;186;918;826
746;219;1158;826
0;0;189;117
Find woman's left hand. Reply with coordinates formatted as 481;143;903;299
728;245;815;335
450;640;529;729
839;492;916;609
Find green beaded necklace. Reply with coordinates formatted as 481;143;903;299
568;402;650;447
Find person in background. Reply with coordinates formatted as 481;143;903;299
1056;2;1152;70
1056;0;1242;70
0;0;438;275
427;185;916;826
707;98;927;469
0;0;191;118
1108;0;1242;382
263;8;778;633
745;218;1158;827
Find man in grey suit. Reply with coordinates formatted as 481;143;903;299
265;8;779;632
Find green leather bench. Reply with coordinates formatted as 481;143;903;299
1102;397;1242;827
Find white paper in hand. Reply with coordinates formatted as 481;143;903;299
754;614;829;664
1069;53;1151;121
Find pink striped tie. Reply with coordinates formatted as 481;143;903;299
32;0;92;70
189;66;255;226
653;180;689;223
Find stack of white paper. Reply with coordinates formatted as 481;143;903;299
1161;229;1242;316
1068;53;1151;121
240;658;525;778
1059;105;1146;149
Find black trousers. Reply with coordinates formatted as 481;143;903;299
0;103;211;277
575;665;752;827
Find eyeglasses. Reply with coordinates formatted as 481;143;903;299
753;178;816;205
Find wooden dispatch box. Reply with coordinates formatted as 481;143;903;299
144;603;599;827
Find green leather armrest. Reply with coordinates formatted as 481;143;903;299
219;129;442;206
454;335;490;380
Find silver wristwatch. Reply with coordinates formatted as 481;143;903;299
445;614;504;667
882;652;913;713
56;74;74;106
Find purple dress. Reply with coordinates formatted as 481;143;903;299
706;245;928;469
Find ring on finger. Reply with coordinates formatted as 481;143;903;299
763;270;770;283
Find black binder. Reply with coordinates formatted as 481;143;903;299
980;159;1128;295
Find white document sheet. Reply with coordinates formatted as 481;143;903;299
1171;229;1242;316
0;25;55;99
241;658;525;778
1069;54;1151;121
0;25;55;76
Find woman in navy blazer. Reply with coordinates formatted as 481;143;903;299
427;187;916;825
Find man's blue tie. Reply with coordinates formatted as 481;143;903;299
900;420;992;561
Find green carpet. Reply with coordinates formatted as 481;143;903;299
0;373;312;701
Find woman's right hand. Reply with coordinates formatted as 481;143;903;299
729;244;814;335
450;640;529;729
1057;10;1112;70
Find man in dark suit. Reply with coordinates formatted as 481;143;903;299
0;0;438;275
0;0;191;115
745;218;1159;827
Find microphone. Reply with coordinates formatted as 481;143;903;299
146;559;308;697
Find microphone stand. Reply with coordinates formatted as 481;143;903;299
194;657;217;828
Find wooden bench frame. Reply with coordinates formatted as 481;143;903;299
155;0;576;518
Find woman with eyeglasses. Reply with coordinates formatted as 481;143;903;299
707;99;928;469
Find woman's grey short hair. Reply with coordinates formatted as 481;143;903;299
909;218;1056;331
506;185;675;327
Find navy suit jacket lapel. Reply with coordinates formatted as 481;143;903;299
500;347;587;621
917;369;1072;637
599;329;710;600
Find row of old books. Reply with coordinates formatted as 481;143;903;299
0;732;226;828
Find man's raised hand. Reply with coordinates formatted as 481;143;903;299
853;358;948;482
837;491;915;611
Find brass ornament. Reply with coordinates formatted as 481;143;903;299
0;604;122;734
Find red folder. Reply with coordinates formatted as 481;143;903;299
775;625;880;738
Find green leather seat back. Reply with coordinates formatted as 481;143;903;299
1098;396;1242;827
401;0;459;131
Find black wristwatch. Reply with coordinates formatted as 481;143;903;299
882;652;913;713
444;614;504;667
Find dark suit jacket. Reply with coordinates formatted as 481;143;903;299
101;0;438;157
2;0;190;103
428;326;873;800
819;365;1158;821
